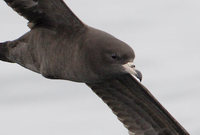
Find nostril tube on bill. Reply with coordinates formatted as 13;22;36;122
130;65;135;68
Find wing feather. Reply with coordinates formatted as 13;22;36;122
4;0;84;29
87;74;189;135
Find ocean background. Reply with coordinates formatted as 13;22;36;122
0;0;199;134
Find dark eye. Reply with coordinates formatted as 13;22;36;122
111;54;119;60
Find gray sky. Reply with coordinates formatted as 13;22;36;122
0;0;199;135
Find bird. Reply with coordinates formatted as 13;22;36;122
0;0;189;135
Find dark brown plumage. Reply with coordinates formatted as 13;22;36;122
0;0;189;135
87;75;188;135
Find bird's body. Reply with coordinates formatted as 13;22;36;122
6;27;87;81
2;26;134;82
0;0;189;135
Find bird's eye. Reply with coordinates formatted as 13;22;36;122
111;54;119;60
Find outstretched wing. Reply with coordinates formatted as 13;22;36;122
87;74;189;135
4;0;84;29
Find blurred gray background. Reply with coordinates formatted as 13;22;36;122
0;0;199;134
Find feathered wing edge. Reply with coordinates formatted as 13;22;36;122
87;74;189;135
4;0;84;29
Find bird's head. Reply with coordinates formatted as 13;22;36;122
81;27;142;82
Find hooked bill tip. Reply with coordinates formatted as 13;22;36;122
122;62;142;82
135;69;142;82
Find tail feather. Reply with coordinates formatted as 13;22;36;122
0;42;13;63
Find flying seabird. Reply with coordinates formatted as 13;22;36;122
0;0;189;135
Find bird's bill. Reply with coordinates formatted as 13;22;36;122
122;62;142;81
